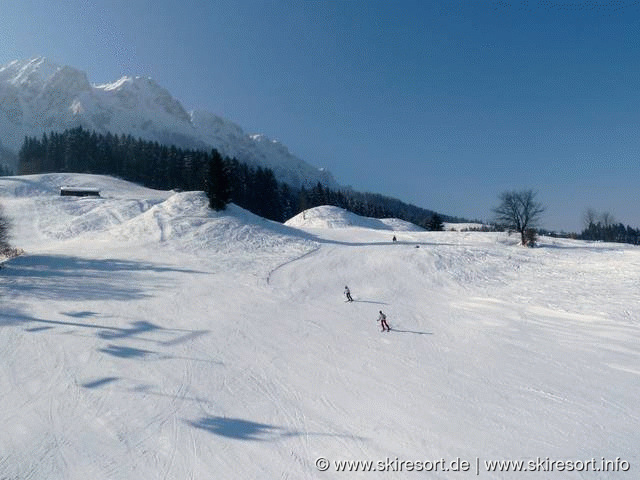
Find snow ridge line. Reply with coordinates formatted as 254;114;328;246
265;244;321;285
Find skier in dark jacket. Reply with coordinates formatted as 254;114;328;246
344;286;353;302
378;310;390;332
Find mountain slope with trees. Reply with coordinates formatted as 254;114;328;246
18;127;459;227
0;57;336;188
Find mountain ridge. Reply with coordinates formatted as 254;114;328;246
0;57;337;188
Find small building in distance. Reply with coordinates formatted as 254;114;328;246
60;187;100;197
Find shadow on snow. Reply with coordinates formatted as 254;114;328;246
186;416;363;442
352;299;389;305
82;376;120;389
0;254;206;302
390;328;432;335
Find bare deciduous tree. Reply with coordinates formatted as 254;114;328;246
583;208;598;230
583;208;616;229
600;211;616;229
493;190;545;246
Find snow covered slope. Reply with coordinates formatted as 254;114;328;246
0;57;337;188
0;174;638;479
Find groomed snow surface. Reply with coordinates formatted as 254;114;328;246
1;174;638;479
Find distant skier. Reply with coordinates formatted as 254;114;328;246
344;286;353;302
378;310;391;332
392;235;397;242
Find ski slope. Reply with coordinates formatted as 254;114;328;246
0;174;638;479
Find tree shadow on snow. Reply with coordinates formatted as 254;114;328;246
24;325;55;332
95;320;210;348
82;376;120;389
3;254;207;274
99;344;154;359
0;309;141;335
0;309;54;328
62;310;100;318
187;417;279;441
186;416;363;442
97;342;220;364
0;254;208;302
0;308;211;356
97;320;160;339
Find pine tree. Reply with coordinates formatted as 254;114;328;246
206;149;231;210
428;213;444;231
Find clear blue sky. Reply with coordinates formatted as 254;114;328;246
2;0;640;231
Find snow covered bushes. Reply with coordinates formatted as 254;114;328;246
0;202;9;252
0;201;20;259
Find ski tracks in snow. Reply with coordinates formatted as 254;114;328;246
265;244;321;286
250;372;314;478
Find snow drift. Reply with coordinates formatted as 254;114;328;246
0;173;637;479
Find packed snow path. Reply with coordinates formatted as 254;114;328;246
0;175;638;479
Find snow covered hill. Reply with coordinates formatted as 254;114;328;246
285;205;424;231
0;57;337;188
0;174;638;479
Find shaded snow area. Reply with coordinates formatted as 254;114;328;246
1;174;638;479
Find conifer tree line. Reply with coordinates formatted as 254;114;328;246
538;210;640;245
578;219;640;244
0;163;12;176
18;127;451;227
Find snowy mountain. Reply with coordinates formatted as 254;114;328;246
0;173;638;479
0;57;337;188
